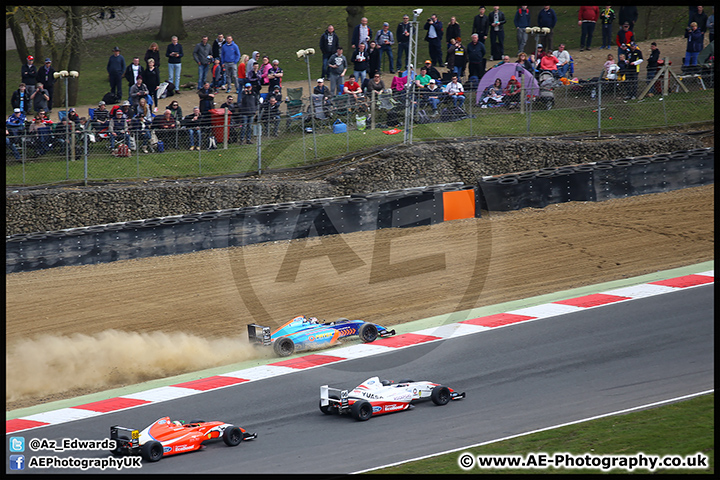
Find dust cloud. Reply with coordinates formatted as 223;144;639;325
6;329;261;404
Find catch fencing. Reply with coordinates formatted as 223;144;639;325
6;68;714;186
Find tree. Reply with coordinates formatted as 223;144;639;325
346;6;365;50
156;6;186;42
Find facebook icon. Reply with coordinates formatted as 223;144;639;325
9;454;25;470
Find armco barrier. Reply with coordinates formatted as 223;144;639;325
5;183;478;274
478;148;713;210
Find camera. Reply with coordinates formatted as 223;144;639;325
413;8;423;17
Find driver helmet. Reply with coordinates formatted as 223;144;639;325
309;316;319;324
172;420;183;427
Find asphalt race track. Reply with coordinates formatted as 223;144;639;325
7;284;713;474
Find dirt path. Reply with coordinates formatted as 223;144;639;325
5;184;714;411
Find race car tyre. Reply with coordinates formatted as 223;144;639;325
273;337;295;357
351;400;373;421
319;394;340;415
431;385;451;406
222;426;243;446
110;435;129;456
140;440;164;462
358;323;378;343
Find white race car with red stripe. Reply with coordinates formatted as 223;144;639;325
319;376;465;421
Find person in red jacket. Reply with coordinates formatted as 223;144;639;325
616;21;634;60
578;6;600;51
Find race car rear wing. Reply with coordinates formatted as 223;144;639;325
110;425;140;449
320;385;350;410
247;324;272;346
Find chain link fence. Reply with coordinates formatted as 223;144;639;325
6;67;714;186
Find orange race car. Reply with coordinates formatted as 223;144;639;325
110;416;257;462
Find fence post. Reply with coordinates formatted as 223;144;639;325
596;75;602;137
224;109;229;149
371;89;376;130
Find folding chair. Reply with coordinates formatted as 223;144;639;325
285;87;303;116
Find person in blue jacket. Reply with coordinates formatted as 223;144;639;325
221;35;241;94
107;46;126;100
514;6;531;55
537;6;557;52
684;22;704;66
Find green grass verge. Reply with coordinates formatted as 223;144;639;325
370;393;714;474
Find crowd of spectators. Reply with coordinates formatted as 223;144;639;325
9;6;715;160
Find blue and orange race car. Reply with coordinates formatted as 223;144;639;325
247;316;396;357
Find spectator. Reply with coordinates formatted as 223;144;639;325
600;6;616;50
343;74;363;100
11;83;31;115
313;78;332;100
124;57;145;93
616;22;634;59
108;109;130;149
503;75;522;101
30;82;50;114
489;6;507;61
396;14;412;72
466;33;487;80
6;108;26;139
239;83;257;144
246;62;262;96
553;44;571;78
165;99;183;122
684;22;704;66
320;25;340;79
376;22;395;73
182;106;203;151
446;38;458;75
452;37;467;79
351;43;369;85
166;36;184;90
21;55;37;101
328;46;348;96
129;77;149;107
424;14;444;68
260;95;281;137
193;35;213;90
365;72;386;95
220;94;241;140
238;54;250;92
259;56;272;91
423;79;443;113
625;42;643;99
401;63;415;80
129;111;152;153
578;6;599;51
246;51;261;74
516;51;534;74
28;116;52;156
481;77;504;106
514;6;531;55
144;42;161;77
537;5;557;52
472;6;490;45
616;53;629;82
444;74;465;108
7;126;22;160
92;100;110;132
67;107;80;125
212;34;226;88
708;7;715;43
689;6;708;34
221;35;241;94
603;53;618;79
618;6;638;32
423;59;441;81
36;58;56;110
415;66;432;89
136;96;153;123
152;109;178;146
446;16;461;50
646;42;660;83
267;59;284;94
351;17;372;50
144;58;161;105
366;41;382;78
107;46;126;101
539;50;559;76
211;58;224;90
492;55;511;69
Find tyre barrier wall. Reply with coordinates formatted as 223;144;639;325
5;183;478;274
477;148;714;212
